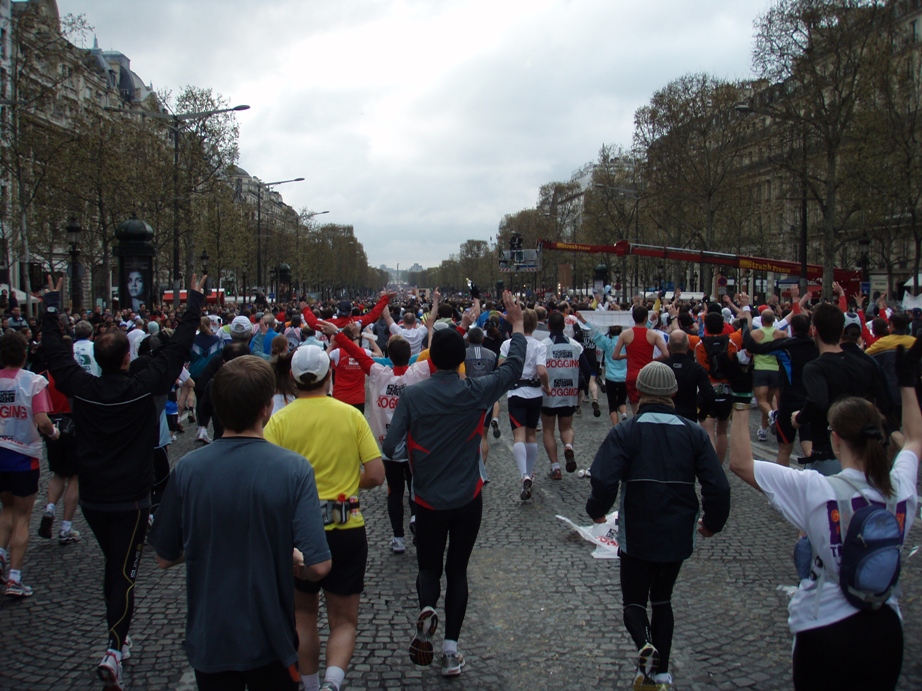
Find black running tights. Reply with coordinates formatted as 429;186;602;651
82;505;149;652
793;606;902;690
415;494;482;642
619;550;683;673
383;460;415;538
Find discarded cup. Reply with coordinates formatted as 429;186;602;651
577;469;585;478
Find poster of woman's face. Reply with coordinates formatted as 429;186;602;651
123;260;150;313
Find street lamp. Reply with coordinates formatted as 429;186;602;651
66;217;83;313
256;177;304;292
139;104;250;308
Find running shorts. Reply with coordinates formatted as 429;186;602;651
508;396;542;430
541;405;576;418
0;468;40;497
294;526;367;596
752;370;780;389
605;381;627;410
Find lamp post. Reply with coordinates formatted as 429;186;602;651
140;104;250;308
256;177;304;292
66;217;83;313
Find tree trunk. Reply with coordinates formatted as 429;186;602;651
822;149;838;300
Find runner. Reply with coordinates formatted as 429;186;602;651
499;308;548;500
540;311;583;478
264;345;385;691
383;291;525;678
316;305;436;555
750;308;782;442
612;304;668;412
586;361;730;690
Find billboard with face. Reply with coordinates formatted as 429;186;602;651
122;257;151;313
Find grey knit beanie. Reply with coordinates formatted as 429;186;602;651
636;361;677;397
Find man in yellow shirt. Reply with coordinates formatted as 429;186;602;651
265;345;385;691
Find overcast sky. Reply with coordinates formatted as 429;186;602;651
58;0;771;270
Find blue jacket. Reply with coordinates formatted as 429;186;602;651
383;333;525;510
587;403;730;562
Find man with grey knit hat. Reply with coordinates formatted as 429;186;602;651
586;360;730;691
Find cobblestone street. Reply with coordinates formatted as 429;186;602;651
1;401;920;690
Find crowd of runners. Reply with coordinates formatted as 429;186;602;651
0;277;919;690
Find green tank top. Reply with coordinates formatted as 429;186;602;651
753;325;779;371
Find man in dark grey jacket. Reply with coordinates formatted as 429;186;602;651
586;360;730;691
383;291;525;678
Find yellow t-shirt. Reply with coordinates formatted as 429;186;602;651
264;395;380;530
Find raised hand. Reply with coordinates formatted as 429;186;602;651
317;320;339;336
895;338;922;388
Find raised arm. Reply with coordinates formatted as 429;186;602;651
896;340;922;458
40;276;93;396
359;290;397;327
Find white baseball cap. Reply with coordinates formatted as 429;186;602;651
291;345;330;383
230;316;253;336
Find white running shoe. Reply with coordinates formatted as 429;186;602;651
97;651;124;691
121;635;132;661
757;427;768;442
195;426;213;444
391;537;406;554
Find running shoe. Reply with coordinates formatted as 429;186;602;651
391;537;406;554
757;427;768;443
564;447;576;473
38;507;54;539
490;418;501;439
621;413;628;422
634;642;660;689
520;476;533;501
97;651;124;691
4;580;33;598
592;400;601;418
186;408;196;424
319;682;339;691
548;468;562;481
768;409;778;431
652;672;674;690
575;406;582;415
121;635;132;661
58;528;81;545
195;427;212;444
409;606;439;666
441;651;465;677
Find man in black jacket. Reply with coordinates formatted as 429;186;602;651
662;331;715;422
586;361;730;691
40;275;206;691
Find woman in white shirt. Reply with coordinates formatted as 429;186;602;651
729;340;921;690
499;309;548;501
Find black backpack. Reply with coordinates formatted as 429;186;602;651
701;335;735;380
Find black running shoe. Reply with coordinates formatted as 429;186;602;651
564;447;577;473
490;419;500;439
38;509;54;539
